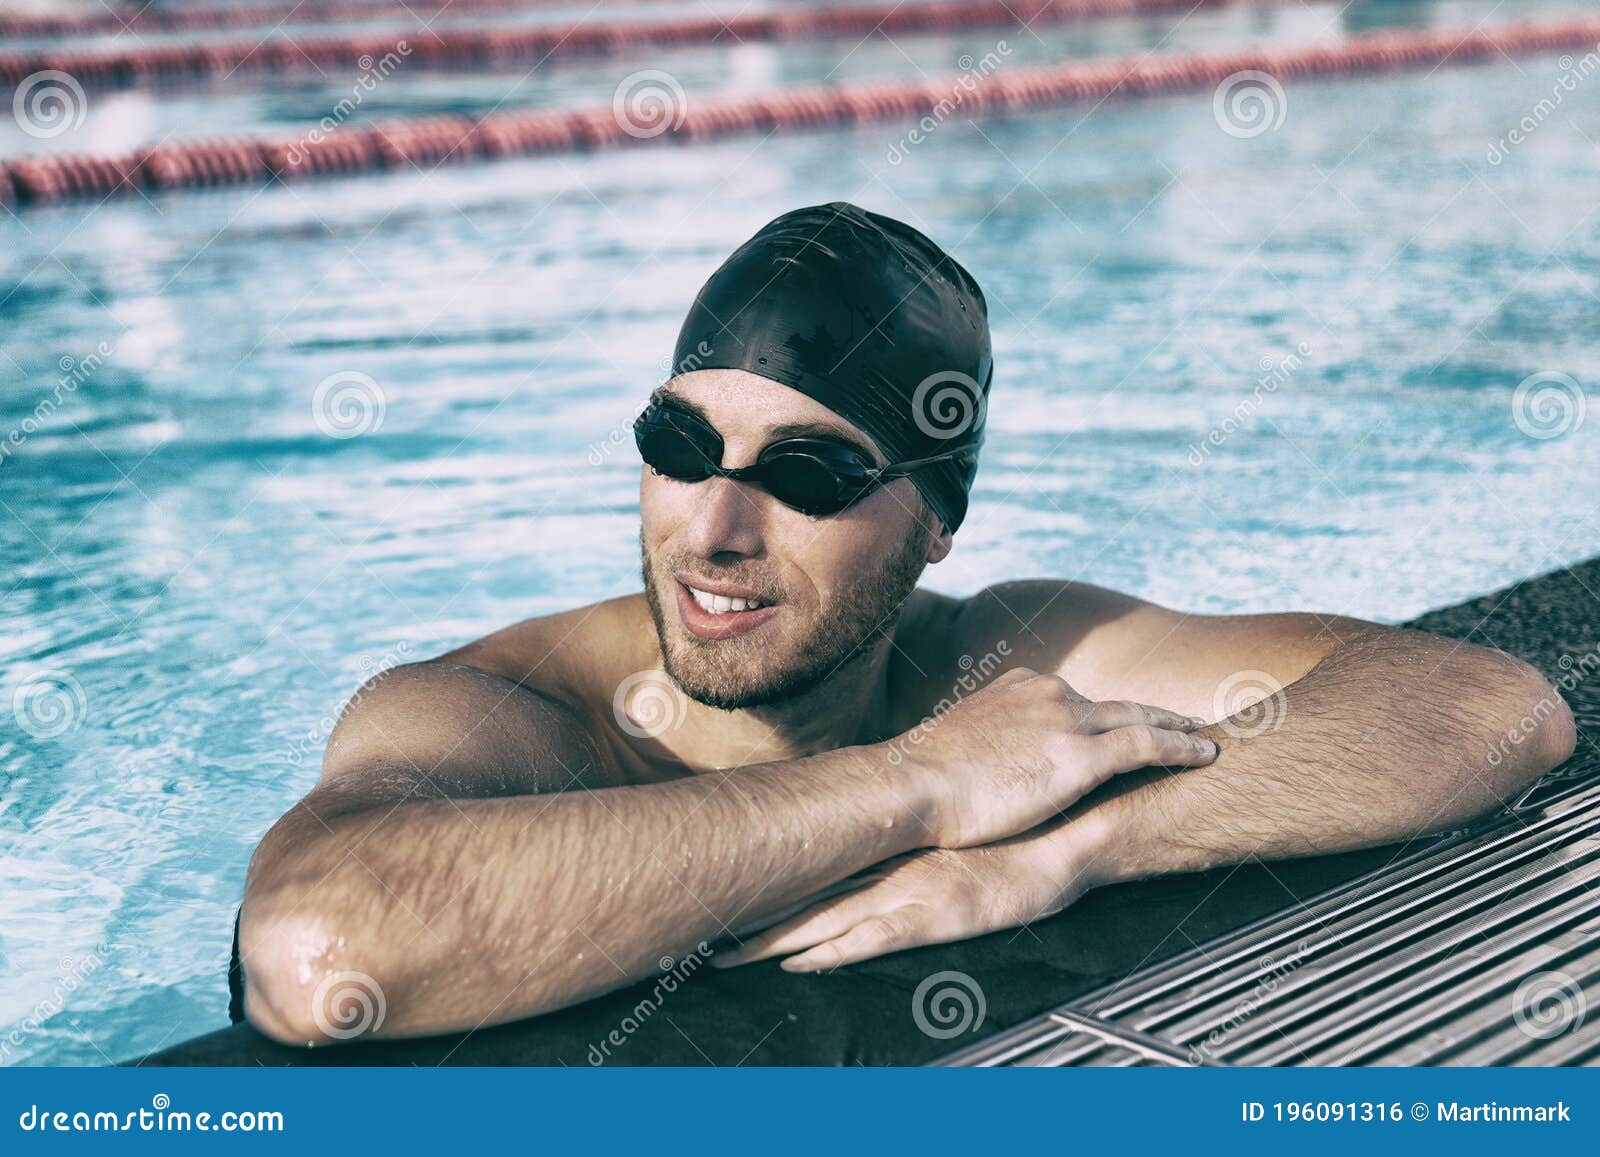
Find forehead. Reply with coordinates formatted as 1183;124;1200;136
661;368;885;458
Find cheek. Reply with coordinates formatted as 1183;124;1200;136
639;471;681;545
770;517;891;608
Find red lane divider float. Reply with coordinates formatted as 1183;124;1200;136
3;16;1596;210
0;0;689;38
0;0;1227;38
1;0;1235;39
0;0;1230;92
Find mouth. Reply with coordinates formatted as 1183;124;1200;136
674;573;780;641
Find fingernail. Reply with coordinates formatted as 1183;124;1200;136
1188;717;1206;729
1197;738;1217;756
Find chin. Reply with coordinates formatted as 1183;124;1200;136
661;633;797;711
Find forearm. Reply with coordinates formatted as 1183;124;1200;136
241;743;927;1042
1071;629;1577;885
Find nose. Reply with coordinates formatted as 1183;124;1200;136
681;474;767;561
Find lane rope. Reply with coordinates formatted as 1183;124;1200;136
0;0;1232;91
3;15;1595;210
0;0;1228;38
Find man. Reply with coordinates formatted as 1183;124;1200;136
240;202;1575;1045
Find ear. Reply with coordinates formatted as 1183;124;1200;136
925;521;953;564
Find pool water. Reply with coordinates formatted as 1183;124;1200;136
3;0;1599;1065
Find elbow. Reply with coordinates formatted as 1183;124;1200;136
240;905;388;1048
1533;687;1578;771
1487;658;1577;780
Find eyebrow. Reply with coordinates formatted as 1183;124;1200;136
653;391;881;462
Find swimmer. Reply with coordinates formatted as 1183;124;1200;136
238;202;1575;1044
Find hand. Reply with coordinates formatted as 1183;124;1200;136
888;666;1217;849
711;827;1090;972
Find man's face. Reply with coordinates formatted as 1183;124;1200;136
640;369;948;710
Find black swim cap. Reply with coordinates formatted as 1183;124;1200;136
670;201;992;534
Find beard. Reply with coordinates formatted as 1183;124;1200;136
641;519;933;711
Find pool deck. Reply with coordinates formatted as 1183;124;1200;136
136;554;1600;1066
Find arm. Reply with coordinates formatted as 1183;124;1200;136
1026;586;1578;879
240;652;1212;1043
717;582;1576;970
239;660;927;1044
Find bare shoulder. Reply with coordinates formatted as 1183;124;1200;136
932;579;1151;686
946;578;1371;712
320;594;653;800
956;579;1151;650
440;592;652;705
886;582;1135;711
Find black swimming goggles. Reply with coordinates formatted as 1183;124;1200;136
633;395;973;517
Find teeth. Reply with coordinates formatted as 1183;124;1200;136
688;586;764;614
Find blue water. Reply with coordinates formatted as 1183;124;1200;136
3;0;1599;1065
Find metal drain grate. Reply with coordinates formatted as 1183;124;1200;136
937;773;1600;1067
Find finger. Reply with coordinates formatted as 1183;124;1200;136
1069;699;1204;734
1088;724;1219;777
724;871;878;940
779;910;929;972
712;885;891;968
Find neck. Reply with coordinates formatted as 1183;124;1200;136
666;633;898;772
